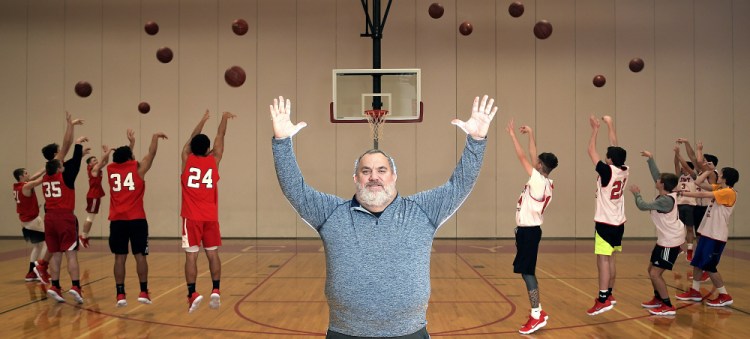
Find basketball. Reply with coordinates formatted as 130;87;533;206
232;19;249;36
629;57;645;72
224;66;246;87
156;47;173;63
144;21;159;35
534;20;553;39
508;2;525;18
593;75;606;87
74;81;92;98
138;102;150;114
459;21;473;36
428;3;444;19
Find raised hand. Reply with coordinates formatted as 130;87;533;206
640;150;653;158
602;115;613;125
629;184;640;194
519;125;532;134
589;115;600;129
696;141;703;151
83;147;92;155
102;145;110;153
673;145;680;153
222;112;237;120
127;129;135;143
153;132;168;140
76;136;89;144
676;138;689;144
270;96;307;139
451;95;498;140
505;118;516;136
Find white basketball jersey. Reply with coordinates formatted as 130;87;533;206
695;170;718;207
697;187;736;242
516;169;553;226
594;164;629;225
676;174;697;206
651;193;686;247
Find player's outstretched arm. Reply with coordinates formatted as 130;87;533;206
127;129;135;153
602;115;617;146
270;96;307;139
587;115;601;165
451;95;497;140
91;145;113;178
212;112;236;164
506;119;533;176
677;138;700;169
56;111;84;162
182;111;210;170
139;133;168;178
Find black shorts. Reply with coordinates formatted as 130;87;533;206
109;219;149;255
513;226;542;275
22;228;45;244
650;244;680;270
693;205;708;230
678;204;695;227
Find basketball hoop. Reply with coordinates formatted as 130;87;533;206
365;109;388;149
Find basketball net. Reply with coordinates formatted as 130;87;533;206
365;109;388;149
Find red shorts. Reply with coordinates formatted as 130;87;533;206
44;211;78;253
181;218;222;249
86;197;101;214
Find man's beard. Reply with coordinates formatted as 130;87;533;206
355;181;396;208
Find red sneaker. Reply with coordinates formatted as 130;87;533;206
25;271;38;282
47;286;65;302
676;288;702;301
138;291;152;304
641;296;662;308
607;294;617;305
519;311;549;334
68;286;84;304
209;289;221;309
699;271;710;282
33;263;50;285
79;235;90;249
116;293;127;307
187;292;203;313
587;298;613;315
649;304;676;316
686;249;693;262
706;293;733;307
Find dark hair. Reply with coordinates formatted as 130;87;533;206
606;146;627;167
660;173;679;192
41;143;59;161
721;167;739;187
86;156;96;165
353;149;397;176
45;160;61;176
704;154;718;167
112;146;133;164
190;134;211;156
685;161;694;170
13;168;25;181
538;152;558;174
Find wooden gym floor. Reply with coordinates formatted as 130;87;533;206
1;238;747;338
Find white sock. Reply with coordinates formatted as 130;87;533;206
692;280;701;291
531;305;542;319
687;243;693;250
717;286;727;294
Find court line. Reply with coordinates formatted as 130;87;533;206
74;253;246;339
0;276;108;315
536;267;671;339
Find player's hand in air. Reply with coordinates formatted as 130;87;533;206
452;95;498;140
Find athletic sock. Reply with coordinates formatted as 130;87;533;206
654;290;660;298
187;283;196;297
140;281;148;292
52;280;61;289
212;280;220;290
116;284;125;295
661;297;673;307
692;280;701;291
29;262;35;272
687;243;693;250
717;286;727;294
72;280;80;288
531;305;542;320
598;290;608;303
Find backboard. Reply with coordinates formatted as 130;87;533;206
331;69;423;123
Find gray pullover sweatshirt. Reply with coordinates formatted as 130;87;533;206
272;135;486;337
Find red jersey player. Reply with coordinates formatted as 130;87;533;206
181;110;235;313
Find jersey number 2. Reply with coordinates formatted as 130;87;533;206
610;180;625;200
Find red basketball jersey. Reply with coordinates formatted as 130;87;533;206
13;182;40;222
181;154;220;221
86;164;105;199
42;172;75;212
107;160;146;221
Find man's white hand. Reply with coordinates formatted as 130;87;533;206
451;95;498;140
270;96;307;139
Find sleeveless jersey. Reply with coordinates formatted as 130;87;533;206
42;172;75;212
13;182;40;222
650;193;685;247
697;185;736;242
107;160;146;221
594;164;629;225
516;169;553;226
86;164;105;199
181;154;220;221
676;174;697;205
695;170;719;206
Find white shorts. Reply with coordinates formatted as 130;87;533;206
22;216;45;232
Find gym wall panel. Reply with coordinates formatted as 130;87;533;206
455;0;497;238
141;0;180;238
733;0;750;237
0;0;29;225
256;0;297;237
218;0;258;237
538;0;575;238
417;0;459;238
495;0;536;238
613;0;656;237
295;0;336;237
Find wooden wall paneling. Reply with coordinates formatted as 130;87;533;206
732;0;750;236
